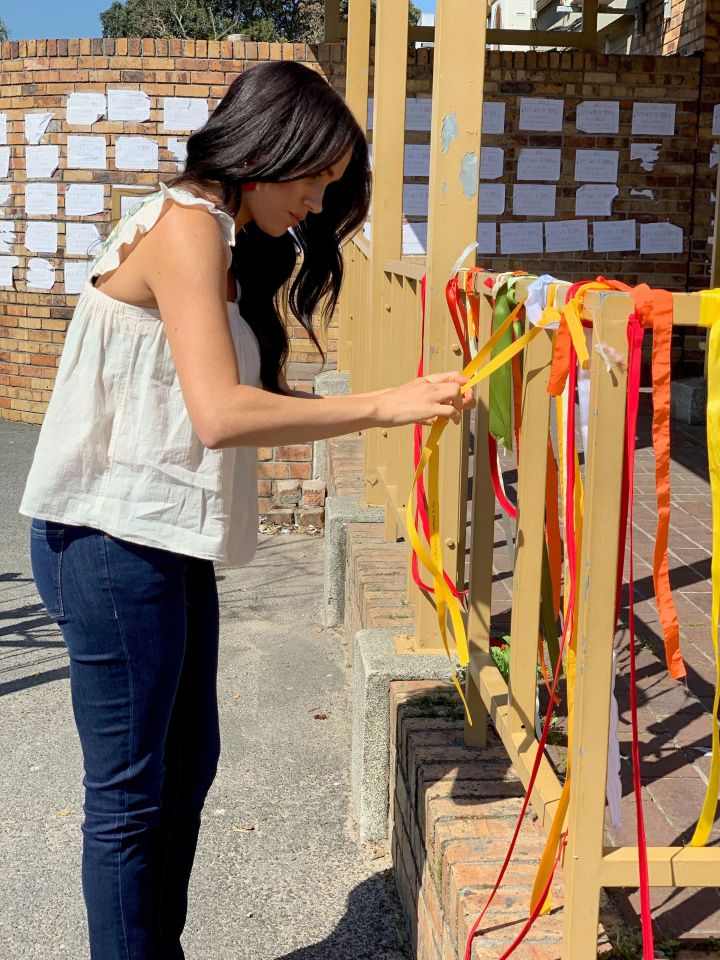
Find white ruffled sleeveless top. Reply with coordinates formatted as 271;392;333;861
20;184;262;567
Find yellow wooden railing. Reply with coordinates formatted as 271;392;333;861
337;1;720;956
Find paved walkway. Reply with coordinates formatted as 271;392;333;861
0;419;408;960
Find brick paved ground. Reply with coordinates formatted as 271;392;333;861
329;390;720;951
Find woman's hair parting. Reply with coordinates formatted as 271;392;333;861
170;61;371;392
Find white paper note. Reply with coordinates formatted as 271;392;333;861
367;98;433;132
25;182;58;216
0;221;15;254
24;112;53;144
67;92;107;126
575;183;619;217
513;183;556;217
576;101;620;135
163;97;208;132
478;183;505;216
500;222;543;255
108;89;151;123
519;98;564;132
714;105;720;137
0;115;6;145
66;222;102;257
574;149;619;183
517;148;561;182
67;136;107;170
402;221;427;255
0;147;8;179
593;219;637;253
630;142;661;171
0;255;18;287
545;219;589;253
25;221;58;254
402;184;428;217
711;144;719;169
482;102;506;135
401;144;428;177
65;183;105;217
115;136;159;171
27;257;55;290
476;221;496;254
480;147;504;181
404;98;432;131
640;221;683;254
64;260;91;294
26;145;59;178
0;185;11;206
120;194;147;216
167;137;188;170
632;102;676;137
631;188;655;199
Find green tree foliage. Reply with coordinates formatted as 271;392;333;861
0;17;10;42
101;0;324;41
100;1;421;42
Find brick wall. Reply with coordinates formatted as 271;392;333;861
0;36;345;432
632;0;710;56
374;47;717;373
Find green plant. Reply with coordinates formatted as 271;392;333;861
490;636;512;683
656;939;680;959
546;715;564;747
609;924;643;959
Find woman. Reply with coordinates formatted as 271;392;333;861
20;61;472;959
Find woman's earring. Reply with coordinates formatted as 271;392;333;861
241;182;256;192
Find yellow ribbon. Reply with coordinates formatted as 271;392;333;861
690;290;720;845
407;299;553;721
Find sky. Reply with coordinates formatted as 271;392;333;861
1;0;436;41
2;1;107;40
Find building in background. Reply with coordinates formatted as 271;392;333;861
487;0;717;54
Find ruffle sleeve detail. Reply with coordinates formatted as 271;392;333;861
89;183;237;282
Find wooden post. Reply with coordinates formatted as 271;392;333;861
344;0;372;130
562;290;629;959
465;279;494;745
363;0;409;507
507;328;553;740
324;0;342;43
581;0;600;49
419;0;487;634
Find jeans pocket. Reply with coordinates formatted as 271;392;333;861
30;519;65;621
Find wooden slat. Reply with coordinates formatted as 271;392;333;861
601;846;720;887
363;0;409;508
507;328;553;739
465;286;495;746
422;0;487;638
562;290;630;959
337;22;601;49
344;0;372;129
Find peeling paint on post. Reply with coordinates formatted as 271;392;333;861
459;151;479;198
440;112;459;153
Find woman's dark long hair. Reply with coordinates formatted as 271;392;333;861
169;61;371;392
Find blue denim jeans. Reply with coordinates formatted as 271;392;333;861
30;519;220;960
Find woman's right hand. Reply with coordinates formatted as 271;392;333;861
373;372;476;428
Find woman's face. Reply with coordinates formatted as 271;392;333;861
239;147;353;237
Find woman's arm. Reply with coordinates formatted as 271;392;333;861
142;204;472;449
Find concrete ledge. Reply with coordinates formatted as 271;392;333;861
324;495;384;627
312;370;350;481
351;628;453;842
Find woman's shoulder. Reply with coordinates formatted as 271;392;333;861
159;183;236;248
